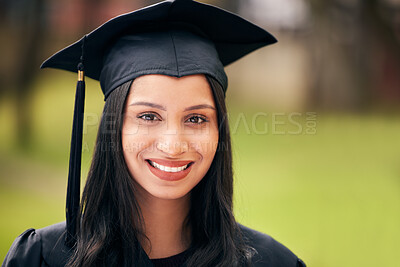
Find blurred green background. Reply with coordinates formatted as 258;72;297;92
1;0;400;266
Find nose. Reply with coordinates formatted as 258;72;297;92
156;123;188;157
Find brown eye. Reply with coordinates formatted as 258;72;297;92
187;115;208;124
137;113;160;122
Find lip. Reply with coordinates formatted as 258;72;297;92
146;159;194;181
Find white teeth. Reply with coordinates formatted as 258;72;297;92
149;160;189;172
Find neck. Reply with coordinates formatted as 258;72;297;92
137;192;191;259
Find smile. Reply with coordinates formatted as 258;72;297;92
147;160;191;172
146;159;194;181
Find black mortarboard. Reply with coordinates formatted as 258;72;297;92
40;0;277;246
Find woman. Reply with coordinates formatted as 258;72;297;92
3;1;306;266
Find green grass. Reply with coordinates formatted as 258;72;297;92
1;73;400;266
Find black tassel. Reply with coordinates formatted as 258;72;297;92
65;37;86;247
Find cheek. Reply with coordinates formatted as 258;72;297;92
188;127;219;159
122;126;152;159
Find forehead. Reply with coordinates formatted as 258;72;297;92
128;74;216;106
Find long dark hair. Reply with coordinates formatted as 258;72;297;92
67;76;252;267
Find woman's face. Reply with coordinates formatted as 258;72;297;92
122;74;219;201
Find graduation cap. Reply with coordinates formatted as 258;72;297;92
41;0;277;247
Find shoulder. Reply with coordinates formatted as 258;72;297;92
238;224;306;267
2;222;73;267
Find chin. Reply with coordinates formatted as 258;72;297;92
146;187;192;201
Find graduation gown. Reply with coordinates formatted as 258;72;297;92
2;222;306;267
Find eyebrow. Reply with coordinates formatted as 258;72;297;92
130;101;166;110
129;101;216;111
